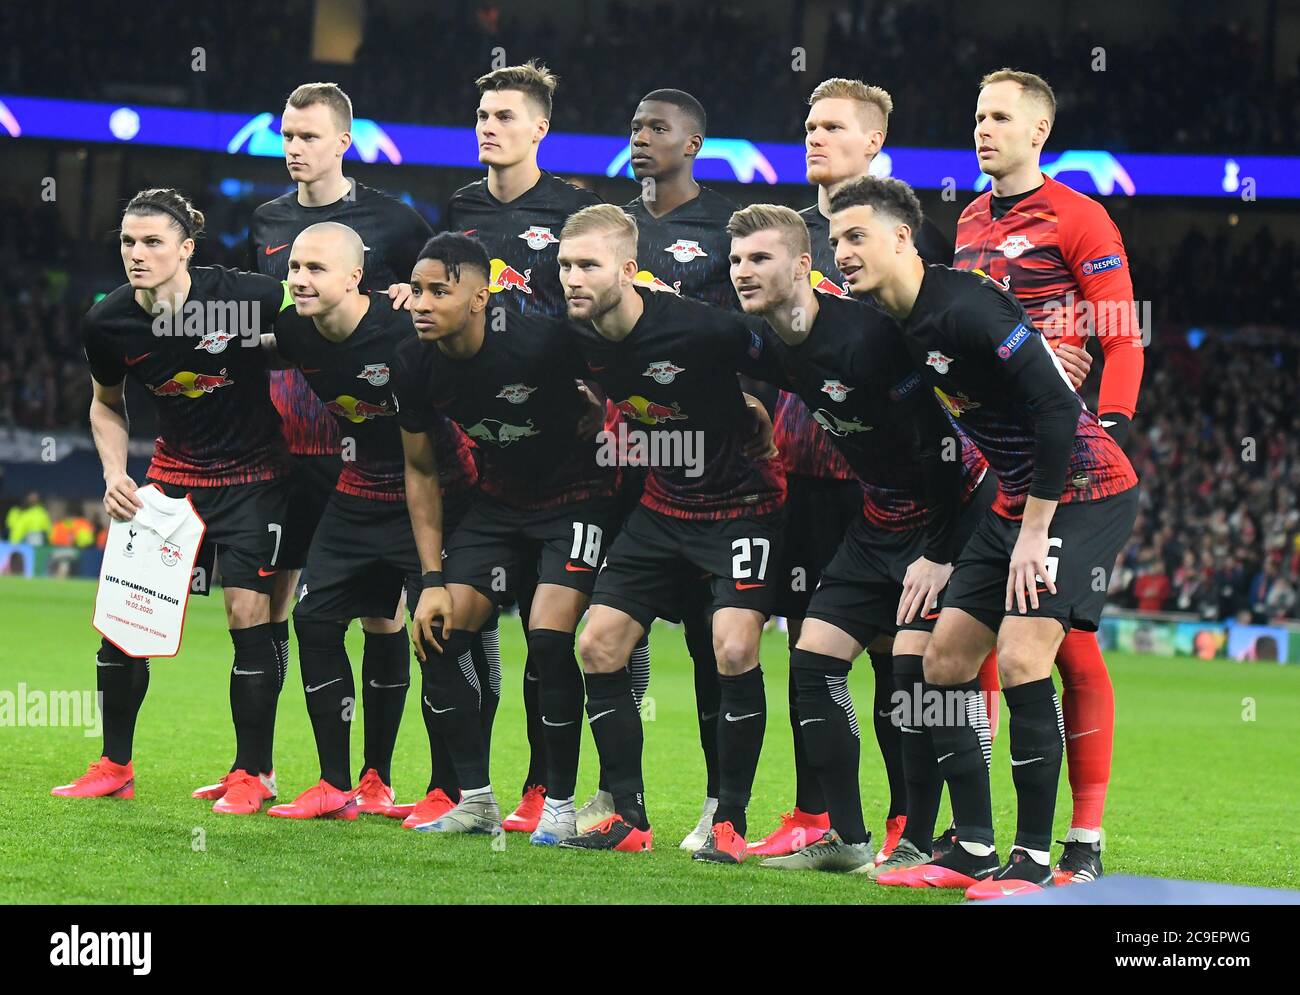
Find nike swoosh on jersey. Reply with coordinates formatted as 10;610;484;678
936;752;955;763
265;243;290;255
124;352;152;366
257;567;276;576
735;581;765;590
564;563;595;572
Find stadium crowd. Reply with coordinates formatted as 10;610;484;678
2;1;1296;152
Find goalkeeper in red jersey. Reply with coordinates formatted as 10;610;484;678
954;68;1144;885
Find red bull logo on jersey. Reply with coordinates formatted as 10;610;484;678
489;259;533;295
615;396;688;425
147;369;234;398
159;542;183;567
809;271;850;297
665;239;708;263
325;395;394;423
496;383;537;404
821;379;853;402
518;226;559;251
464;418;540;447
934;387;981;417
356;363;390;387
642;360;685;385
633;270;682;295
194;329;238;354
996;235;1035;259
925;351;954;375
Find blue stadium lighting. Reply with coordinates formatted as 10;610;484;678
3;93;1299;199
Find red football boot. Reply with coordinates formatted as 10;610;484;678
268;780;359;820
746;808;829;857
875;844;1001;888
193;769;277;801
557;814;653;853
874;814;907;865
51;757;134;799
211;769;273;815
693;821;748;864
353;769;396;815
501;784;546;833
401;789;457;829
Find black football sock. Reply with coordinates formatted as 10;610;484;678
869;650;907;820
789;664;827;814
360;627;409;786
597;633;651;793
793;650;868;844
530;628;584;799
261;618;290;775
894;655;943;850
926;677;994;847
713;666;766;838
472;612;501;763
418;655;459;801
684;608;721;799
1004;677;1065;854
521;651;548;794
583;669;647;830
96;639;149;765
229;623;279;776
293;618;354;790
425;630;489;789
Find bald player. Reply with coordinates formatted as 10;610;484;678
259;223;479;821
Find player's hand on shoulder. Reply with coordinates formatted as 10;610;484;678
388;283;415;310
103;471;143;522
1053;341;1092;390
898;556;952;626
411;586;453;661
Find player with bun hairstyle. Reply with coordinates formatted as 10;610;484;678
55;188;294;816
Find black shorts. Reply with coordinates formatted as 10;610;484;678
805;472;996;648
943;485;1140;635
772;475;863;620
444;495;619;604
278;454;343;570
148;477;291;596
591;505;786;628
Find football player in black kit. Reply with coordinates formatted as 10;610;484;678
203;81;483;818
392;232;619;844
828;177;1138;898
726;204;993;874
555;205;785;862
746;77;961;862
56;189;290;815
594;87;738;848
444;61;618;834
256;223;479;824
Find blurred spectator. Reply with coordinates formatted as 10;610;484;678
6;491;52;545
1132;549;1172;612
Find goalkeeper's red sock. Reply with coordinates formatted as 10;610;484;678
977;650;1000;740
1057;629;1113;833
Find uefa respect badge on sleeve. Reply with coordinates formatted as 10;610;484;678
93;484;207;658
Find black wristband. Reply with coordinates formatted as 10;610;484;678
1100;412;1132;448
421;571;444;590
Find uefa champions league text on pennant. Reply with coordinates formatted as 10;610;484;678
93;485;207;658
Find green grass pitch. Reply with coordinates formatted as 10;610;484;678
2;576;1297;904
